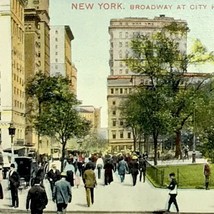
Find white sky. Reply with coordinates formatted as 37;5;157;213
49;0;214;127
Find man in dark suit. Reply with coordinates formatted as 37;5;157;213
47;163;61;193
26;177;48;214
8;163;20;208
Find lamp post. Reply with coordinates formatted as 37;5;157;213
192;106;196;163
8;123;16;163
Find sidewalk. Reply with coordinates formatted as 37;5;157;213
0;162;213;213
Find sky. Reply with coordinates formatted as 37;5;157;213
49;0;214;127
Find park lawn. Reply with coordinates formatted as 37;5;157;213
156;163;214;189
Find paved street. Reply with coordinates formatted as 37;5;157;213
0;159;213;213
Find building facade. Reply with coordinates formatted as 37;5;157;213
50;25;77;94
78;105;101;133
0;0;26;152
24;0;50;155
107;16;187;153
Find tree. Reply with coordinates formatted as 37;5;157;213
80;133;108;155
26;73;91;171
121;86;172;165
125;22;214;159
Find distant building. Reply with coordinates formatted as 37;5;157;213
78;106;101;133
107;16;188;153
0;0;26;151
50;25;77;95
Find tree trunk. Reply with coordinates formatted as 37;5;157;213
153;133;158;166
175;130;182;159
61;141;66;172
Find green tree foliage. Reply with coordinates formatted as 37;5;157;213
80;133;108;155
26;72;91;170
124;22;214;161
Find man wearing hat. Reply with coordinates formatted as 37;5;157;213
129;156;139;186
166;172;179;213
26;177;48;214
53;172;72;214
8;163;20;208
47;163;61;193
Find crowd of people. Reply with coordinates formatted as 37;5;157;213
0;151;211;214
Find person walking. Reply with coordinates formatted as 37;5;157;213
47;163;61;193
139;156;147;182
82;164;97;207
117;156;128;183
96;155;104;179
166;172;179;213
8;163;20;208
129;156;139;186
204;162;211;190
103;159;114;185
26;177;48;214
53;172;72;214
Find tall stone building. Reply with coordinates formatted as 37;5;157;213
0;0;26;152
24;0;50;155
107;16;187;152
50;25;77;94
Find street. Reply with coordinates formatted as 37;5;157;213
0;164;214;214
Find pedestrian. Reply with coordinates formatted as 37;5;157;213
82;164;97;207
166;172;179;213
26;177;48;214
117;156;128;183
63;159;75;187
0;167;3;200
8;163;20;208
129;156;139;186
103;159;114;185
47;163;61;193
96;155;104;179
139;156;147;182
204;162;211;190
53;172;72;214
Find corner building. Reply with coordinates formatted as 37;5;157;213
0;0;26;151
107;16;187;153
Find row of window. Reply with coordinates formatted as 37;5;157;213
14;87;24;98
112;120;124;127
110;87;132;95
111;131;132;139
14;99;24;109
12;20;24;43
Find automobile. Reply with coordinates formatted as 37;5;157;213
1;152;12;179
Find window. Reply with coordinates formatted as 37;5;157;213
112;110;116;116
55;38;58;42
119;32;122;38
55;30;58;34
120;132;124;139
55;58;58;62
125;32;128;38
128;132;131;138
112;133;116;139
120;120;124;126
119;42;122;48
112;101;116;105
112;120;116;126
111;88;114;94
120;88;123;94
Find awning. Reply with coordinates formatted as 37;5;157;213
3;146;25;153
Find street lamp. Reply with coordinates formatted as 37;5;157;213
8;123;16;163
